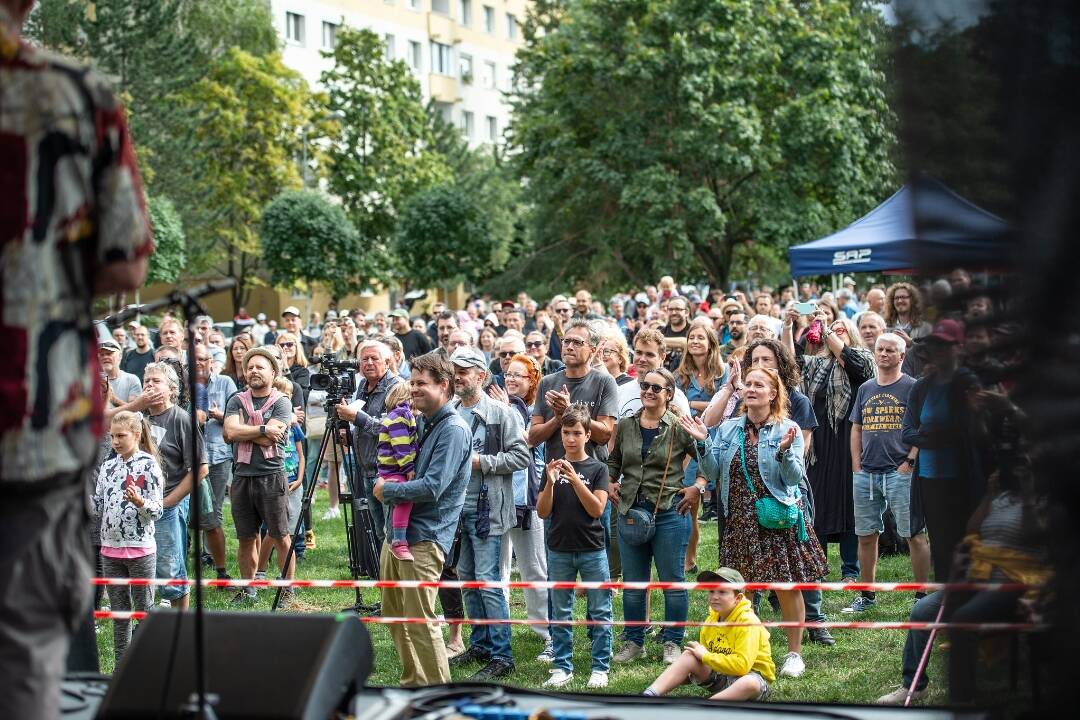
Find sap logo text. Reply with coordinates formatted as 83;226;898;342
833;249;872;266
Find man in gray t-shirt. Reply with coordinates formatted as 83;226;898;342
100;339;142;401
223;349;296;599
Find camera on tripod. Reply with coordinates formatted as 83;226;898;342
311;357;359;405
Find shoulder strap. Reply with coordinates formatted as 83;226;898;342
653;423;677;518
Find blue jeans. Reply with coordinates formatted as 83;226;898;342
458;513;511;662
154;503;189;601
548;548;612;672
618;506;690;645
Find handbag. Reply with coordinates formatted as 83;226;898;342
739;428;808;542
618;424;676;546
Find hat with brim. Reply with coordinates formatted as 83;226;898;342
389;308;409;320
99;340;122;353
926;318;964;345
241;347;280;376
450;346;489;371
281;306;300;318
720;300;742;315
696;567;745;585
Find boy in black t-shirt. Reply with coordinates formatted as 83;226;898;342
537;404;612;689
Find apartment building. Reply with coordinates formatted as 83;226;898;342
270;0;528;147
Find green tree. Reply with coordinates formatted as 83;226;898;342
260;190;365;302
145;196;186;285
394;185;492;290
506;0;897;292
321;27;450;284
170;48;313;308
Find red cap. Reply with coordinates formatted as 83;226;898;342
501;300;516;309
928;318;964;344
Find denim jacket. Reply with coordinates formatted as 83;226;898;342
700;415;806;515
380;403;472;554
453;392;530;536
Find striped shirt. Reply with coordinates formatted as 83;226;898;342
377;403;418;478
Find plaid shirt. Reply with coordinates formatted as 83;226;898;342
0;14;153;484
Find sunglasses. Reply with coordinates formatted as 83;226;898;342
639;381;670;395
525;341;545;349
498;351;517;359
278;341;295;348
555;308;572;314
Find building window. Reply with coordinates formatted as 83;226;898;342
409;40;422;70
459;0;472;26
384;33;396;60
285;12;305;45
481;60;496;89
431;0;450;15
459;53;473;84
460;111;474;140
506;12;517;40
322;21;338;49
486;116;497;142
483;5;495;34
431;41;452;75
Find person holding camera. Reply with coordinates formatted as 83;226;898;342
335;341;404;547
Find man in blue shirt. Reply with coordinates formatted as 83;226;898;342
374;351;472;687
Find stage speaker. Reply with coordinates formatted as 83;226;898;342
98;611;372;719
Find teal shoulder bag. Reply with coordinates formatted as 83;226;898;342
740;428;808;542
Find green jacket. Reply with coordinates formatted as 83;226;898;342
607;410;700;515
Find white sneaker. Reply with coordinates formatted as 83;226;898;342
158;598;172;609
779;651;806;678
321;507;340;520
586;670;609;689
542;668;574;688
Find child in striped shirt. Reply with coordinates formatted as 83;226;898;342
378;382;419;560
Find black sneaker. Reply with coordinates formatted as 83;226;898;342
469;658;515;681
841;595;877;614
448;646;490;667
230;590;257;607
202;552;214;568
806;624;836;646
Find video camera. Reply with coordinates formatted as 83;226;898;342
310;357;359;404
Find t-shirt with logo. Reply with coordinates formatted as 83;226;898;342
848;375;916;473
532;370;618;462
541;457;609;553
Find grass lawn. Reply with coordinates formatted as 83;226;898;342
95;488;953;704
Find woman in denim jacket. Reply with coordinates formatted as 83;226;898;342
685;367;828;680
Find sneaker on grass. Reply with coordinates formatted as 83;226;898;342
662;641;682;665
612;641;644;663
779;651;806;678
536;640;555;663
841;595;877;614
586;670;609;689
542;669;573;688
876;685;928;704
230;589;257;607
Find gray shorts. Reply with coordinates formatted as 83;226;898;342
200;462;232;531
231;471;290;539
695;670;771;701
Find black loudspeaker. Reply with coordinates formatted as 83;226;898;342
98;611;372;719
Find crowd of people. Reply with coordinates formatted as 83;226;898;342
90;270;1041;704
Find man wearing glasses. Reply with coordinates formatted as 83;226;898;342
526;331;565;377
529;320;618;462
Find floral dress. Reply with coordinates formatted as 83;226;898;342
719;436;828;583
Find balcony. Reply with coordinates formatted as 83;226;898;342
429;73;459;103
428;11;458;44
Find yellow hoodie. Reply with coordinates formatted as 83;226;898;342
697;597;776;683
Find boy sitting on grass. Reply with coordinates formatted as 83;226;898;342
643;567;775;701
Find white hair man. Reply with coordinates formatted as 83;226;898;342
845;333;930;614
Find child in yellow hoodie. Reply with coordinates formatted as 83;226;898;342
643;567;776;701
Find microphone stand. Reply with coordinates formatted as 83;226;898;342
105;279;234;719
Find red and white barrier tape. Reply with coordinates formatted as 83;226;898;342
92;609;1043;632
91;577;1033;592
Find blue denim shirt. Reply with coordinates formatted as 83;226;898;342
700;415;806;515
203;374;237;465
380;402;472;554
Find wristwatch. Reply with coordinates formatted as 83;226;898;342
905;454;917;465
259;424;266;436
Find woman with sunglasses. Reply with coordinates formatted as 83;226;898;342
275;332;311;428
685;367;827;680
675;319;728;574
783;307;874;588
609;368;704;667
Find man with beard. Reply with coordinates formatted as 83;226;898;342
720;312;748;359
445;347;529;680
99;340;142;402
391;308;434;360
195;343;237;583
121;324;156;381
661;296;692;371
223;348;296;604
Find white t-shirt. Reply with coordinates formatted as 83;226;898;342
616;379;692;418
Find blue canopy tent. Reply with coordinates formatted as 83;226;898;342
788;176;1012;277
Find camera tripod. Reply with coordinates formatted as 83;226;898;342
272;402;382;614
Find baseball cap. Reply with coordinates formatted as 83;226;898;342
843;275;856;286
325;310;339;321
389;308;409;319
501;300;516;309
256;312;267;321
927;318;964;344
696;567;745;585
98;339;122;353
281;306;300;318
634;292;649;305
450;346;488;371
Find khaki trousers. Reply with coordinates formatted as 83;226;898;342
380;541;451;686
